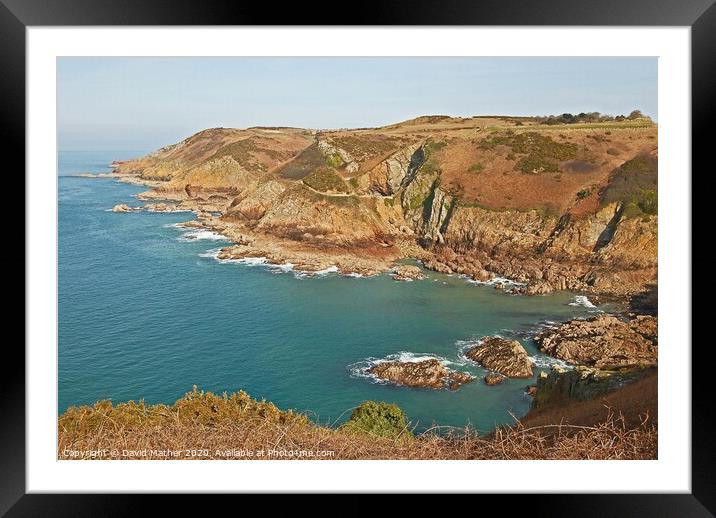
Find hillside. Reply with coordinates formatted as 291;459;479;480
111;115;658;297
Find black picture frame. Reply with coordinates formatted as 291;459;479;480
6;0;711;512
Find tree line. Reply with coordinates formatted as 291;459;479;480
538;110;650;125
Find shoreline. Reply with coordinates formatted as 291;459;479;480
107;180;634;300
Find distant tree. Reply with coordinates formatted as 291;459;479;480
628;109;644;120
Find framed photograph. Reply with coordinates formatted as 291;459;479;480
9;0;711;510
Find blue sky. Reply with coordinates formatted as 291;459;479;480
57;57;657;151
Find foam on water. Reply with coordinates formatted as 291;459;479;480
177;228;227;242
199;247;344;279
348;351;465;384
529;355;573;370
463;274;526;288
568;295;596;308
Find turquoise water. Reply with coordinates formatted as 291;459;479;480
59;150;603;433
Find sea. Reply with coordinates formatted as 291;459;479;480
59;150;607;433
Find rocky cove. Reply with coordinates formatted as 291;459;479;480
60;116;658;433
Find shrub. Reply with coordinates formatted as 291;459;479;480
480;131;579;174
343;401;412;439
302;166;351;194
576;188;591;200
637;189;658;215
468;162;485;173
324;152;345;169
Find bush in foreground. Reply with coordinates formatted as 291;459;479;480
58;388;657;460
342;401;412;440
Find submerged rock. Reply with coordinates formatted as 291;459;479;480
368;359;474;390
534;314;657;369
464;337;533;378
392;265;425;281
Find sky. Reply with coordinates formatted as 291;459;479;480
57;57;657;151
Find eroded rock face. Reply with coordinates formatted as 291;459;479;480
368;359;474;390
532;365;619;409
108;122;657;297
534;315;657;369
392;265;425;281
464;337;533;378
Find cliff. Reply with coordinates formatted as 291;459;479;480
111;116;658;297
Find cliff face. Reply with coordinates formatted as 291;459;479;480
111;116;658;296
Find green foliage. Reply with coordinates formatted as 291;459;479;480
636;189;658;215
479;131;579;174
424;140;447;154
418;139;446;176
209;138;286;170
348;177;359;188
302;166;351;194
576;188;592;200
324;152;345;168
628;109;644;120
467;162;485;174
343;401;412;439
600;154;658;218
537;110;651;125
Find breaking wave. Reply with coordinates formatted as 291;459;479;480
568;295;596;308
198;249;354;279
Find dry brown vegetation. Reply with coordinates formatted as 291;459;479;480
58;386;656;460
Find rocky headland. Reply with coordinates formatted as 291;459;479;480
105;116;657;299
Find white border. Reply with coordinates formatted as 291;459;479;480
28;27;691;492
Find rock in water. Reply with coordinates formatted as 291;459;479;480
484;373;507;386
464;337;533;378
534;314;657;369
368;359;474;390
392;265;425;281
111;203;133;212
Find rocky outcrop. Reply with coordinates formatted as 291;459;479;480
419;202;657;296
484;373;507;386
464;337;533;378
534;315;657;369
363;143;424;195
392;265;425;281
111;204;135;212
531;365;621;409
317;138;359;174
368;359;474;390
223;180;285;221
